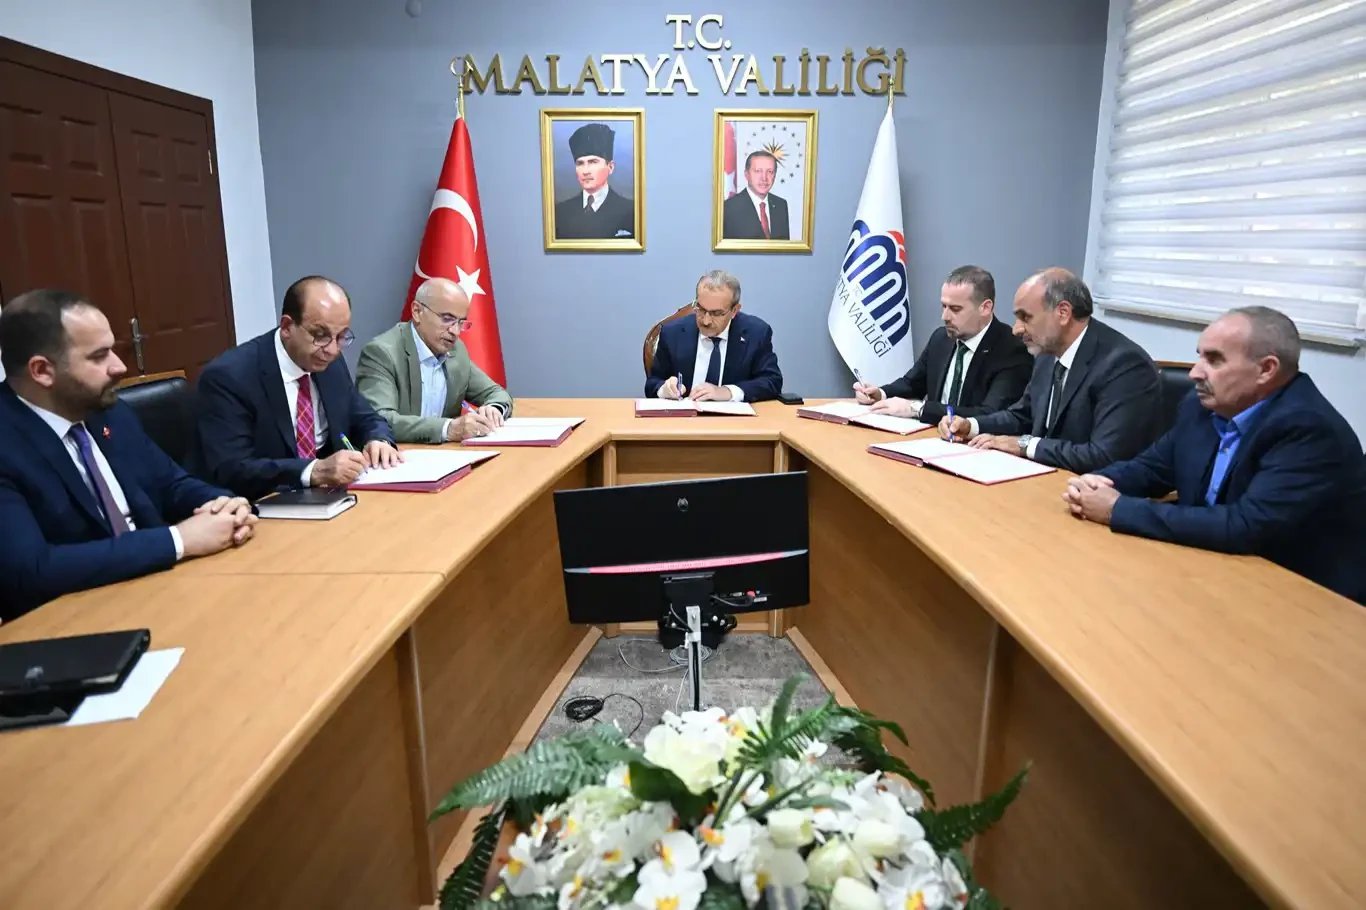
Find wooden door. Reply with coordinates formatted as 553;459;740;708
108;93;234;378
0;61;139;369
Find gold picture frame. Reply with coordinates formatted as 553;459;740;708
540;107;645;252
712;109;818;253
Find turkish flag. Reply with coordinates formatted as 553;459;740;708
404;115;506;385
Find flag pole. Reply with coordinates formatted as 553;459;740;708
450;55;467;120
887;73;895;113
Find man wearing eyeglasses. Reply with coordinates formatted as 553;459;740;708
356;278;512;443
193;275;401;501
645;270;784;403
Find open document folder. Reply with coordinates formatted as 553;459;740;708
634;399;757;417
796;400;929;435
868;437;1055;485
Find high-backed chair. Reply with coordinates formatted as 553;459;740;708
115;370;196;467
1155;360;1195;437
642;303;696;376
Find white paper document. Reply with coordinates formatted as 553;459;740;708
350;449;498;487
848;412;930;435
635;399;697;413
941;449;1055;484
463;424;572;445
65;648;183;727
503;417;585;429
800;401;868;419
694;400;756;416
873;437;963;460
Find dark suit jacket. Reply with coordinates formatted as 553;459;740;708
644;311;783;402
1097;375;1366;605
880;319;1033;424
722;191;790;241
0;384;231;621
975;318;1160;474
553;188;635;240
192;331;393;501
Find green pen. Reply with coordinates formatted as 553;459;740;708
340;434;358;452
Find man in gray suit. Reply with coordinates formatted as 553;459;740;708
356;278;513;443
938;267;1160;474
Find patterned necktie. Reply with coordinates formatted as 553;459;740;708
1046;361;1068;432
946;341;968;407
68;423;129;536
759;200;770;238
705;336;723;386
296;374;317;458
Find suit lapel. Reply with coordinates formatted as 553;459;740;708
924;331;952;401
1050;325;1099;430
401;327;422;415
314;363;347;450
258;335;297;454
722;325;748;386
960;321;1001;398
443;342;469;414
680;322;700;384
0;387;108;531
1031;358;1056;435
88;412;159;529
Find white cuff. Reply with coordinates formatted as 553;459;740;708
910;399;923;418
968;418;980;437
301;460;316;486
726;384;745;402
441;418;453;441
1026;437;1041;460
169;527;184;562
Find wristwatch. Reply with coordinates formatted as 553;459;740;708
1017;435;1034;456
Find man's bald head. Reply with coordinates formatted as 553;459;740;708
410;277;472;356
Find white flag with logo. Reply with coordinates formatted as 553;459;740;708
826;107;914;386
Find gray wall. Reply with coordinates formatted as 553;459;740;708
252;0;1108;397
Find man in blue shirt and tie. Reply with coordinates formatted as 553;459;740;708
1065;306;1366;604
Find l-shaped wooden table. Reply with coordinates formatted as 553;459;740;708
1;399;1362;909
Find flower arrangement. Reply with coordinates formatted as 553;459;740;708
432;675;1025;910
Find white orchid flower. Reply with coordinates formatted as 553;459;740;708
698;816;762;881
806;838;868;889
877;861;950;910
876;775;926;813
633;863;707;910
941;856;969;907
739;844;809;909
501;831;549;896
638;830;702;881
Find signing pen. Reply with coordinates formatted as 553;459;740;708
944;406;957;443
340;433;358;452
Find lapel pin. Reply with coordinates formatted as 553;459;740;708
102;426;111;439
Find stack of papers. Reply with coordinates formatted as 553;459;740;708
797;401;930;435
868;438;1055;485
462;421;577;446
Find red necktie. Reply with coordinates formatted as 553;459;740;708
296;374;317;459
759;200;770;238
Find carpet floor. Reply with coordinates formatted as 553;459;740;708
533;632;833;744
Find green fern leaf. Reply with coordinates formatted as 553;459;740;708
736;696;838;768
824;707;934;806
472;894;557;910
918;766;1028;852
438;806;505;910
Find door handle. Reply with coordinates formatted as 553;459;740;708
130;317;146;373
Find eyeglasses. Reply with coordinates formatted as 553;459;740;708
305;326;356;349
414;300;473;331
692;300;736;321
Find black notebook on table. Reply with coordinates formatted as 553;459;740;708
0;629;151;731
255;488;357;520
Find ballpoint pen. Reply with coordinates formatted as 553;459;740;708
945;406;957;443
340;434;357;452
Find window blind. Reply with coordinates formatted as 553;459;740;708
1089;0;1366;346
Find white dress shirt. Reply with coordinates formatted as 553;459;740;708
657;324;744;401
17;396;184;560
412;324;453;440
582;186;609;211
275;329;329;485
970;322;1088;460
908;321;991;417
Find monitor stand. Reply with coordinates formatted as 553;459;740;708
661;572;717;712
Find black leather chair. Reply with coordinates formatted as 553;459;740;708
115;371;197;467
1156;361;1195;438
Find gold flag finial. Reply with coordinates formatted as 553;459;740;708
887;74;895;112
450;56;468;119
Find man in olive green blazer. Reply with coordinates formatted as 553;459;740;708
356;278;513;443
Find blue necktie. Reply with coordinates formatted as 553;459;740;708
705;336;723;386
69;423;129;536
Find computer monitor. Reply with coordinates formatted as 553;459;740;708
553;472;810;710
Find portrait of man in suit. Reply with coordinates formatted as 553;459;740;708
722;151;790;241
543;111;644;251
713;111;817;251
